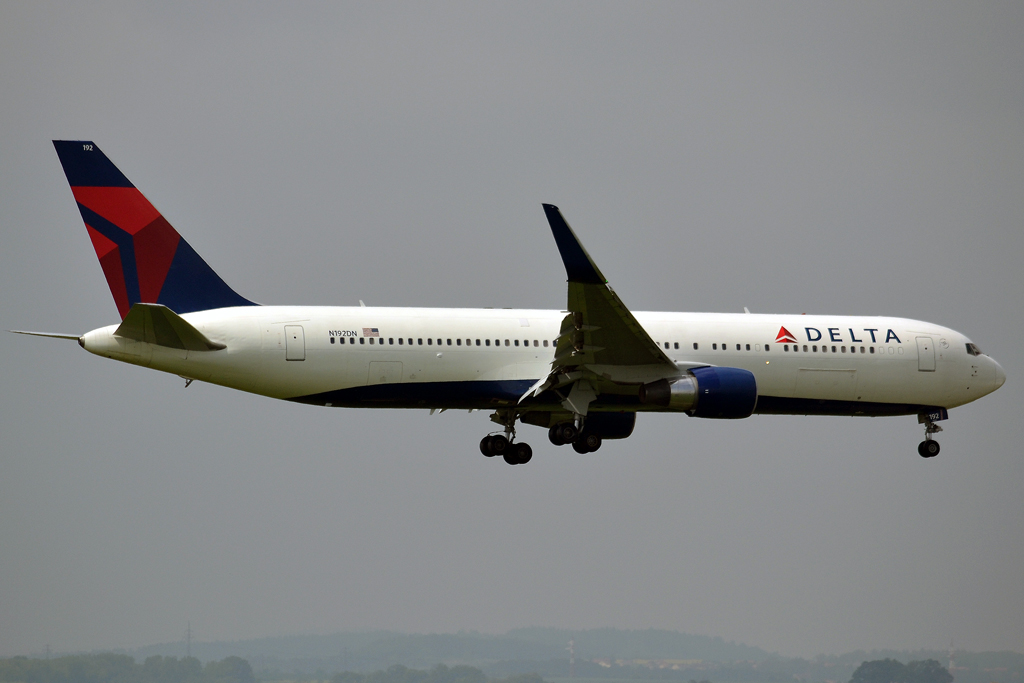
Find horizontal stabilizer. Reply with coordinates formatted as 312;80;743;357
114;303;225;351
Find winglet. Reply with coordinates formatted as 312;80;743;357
542;204;607;284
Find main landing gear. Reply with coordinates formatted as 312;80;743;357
918;413;943;458
548;423;602;454
477;410;603;464
480;409;532;465
480;434;533;465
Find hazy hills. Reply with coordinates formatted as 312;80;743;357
126;628;770;673
111;629;1024;683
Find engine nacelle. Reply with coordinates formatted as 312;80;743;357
640;366;757;419
638;375;698;411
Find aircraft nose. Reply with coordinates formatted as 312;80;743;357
993;358;1006;389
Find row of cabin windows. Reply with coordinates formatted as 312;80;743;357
330;337;555;347
332;336;898;356
781;344;899;354
653;341;898;355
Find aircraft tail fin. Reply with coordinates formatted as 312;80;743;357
52;140;256;319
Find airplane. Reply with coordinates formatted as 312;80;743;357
12;140;1006;464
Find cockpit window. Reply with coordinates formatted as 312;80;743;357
966;342;983;356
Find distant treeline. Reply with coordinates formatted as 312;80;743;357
326;664;541;683
485;652;1023;683
127;629;770;673
851;659;952;683
0;654;254;683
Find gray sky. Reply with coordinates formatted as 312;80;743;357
1;1;1022;660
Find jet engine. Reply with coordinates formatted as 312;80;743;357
640;366;757;419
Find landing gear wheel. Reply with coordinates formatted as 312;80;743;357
490;434;509;456
548;425;564;446
480;436;496;457
572;440;590;454
918;440;940;458
504;442;533;465
557;423;577;444
583;434;602;452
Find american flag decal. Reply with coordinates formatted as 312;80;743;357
362;327;379;337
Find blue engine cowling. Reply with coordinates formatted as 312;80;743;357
640;366;757;419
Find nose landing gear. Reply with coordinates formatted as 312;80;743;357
917;413;944;458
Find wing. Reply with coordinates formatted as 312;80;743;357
521;205;684;413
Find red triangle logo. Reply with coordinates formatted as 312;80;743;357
776;326;798;343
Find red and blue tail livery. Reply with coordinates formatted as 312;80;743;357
52;140;255;318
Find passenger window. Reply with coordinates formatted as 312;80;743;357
755;344;761;351
446;339;451;346
803;345;807;352
664;342;669;349
359;338;365;344
869;346;874;354
543;340;549;347
831;346;836;352
505;340;510;346
485;339;491;346
812;345;817;352
746;344;750;351
693;343;699;350
475;339;480;346
841;346;846;353
674;342;679;349
330;337;335;344
427;338;432;345
456;339;461;346
735;344;740;351
765;344;770;352
417;339;423;345
350;338;355;344
860;346;865;353
389;338;394;345
784;344;789;351
399;338;404;345
534;340;538;347
713;343;717;350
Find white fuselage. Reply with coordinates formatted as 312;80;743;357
79;306;1004;416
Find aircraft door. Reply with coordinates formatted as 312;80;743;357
916;336;935;371
285;325;305;361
